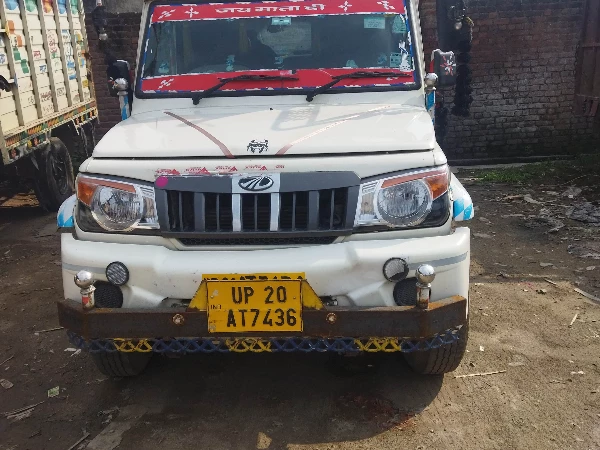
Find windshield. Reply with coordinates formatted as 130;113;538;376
139;0;417;96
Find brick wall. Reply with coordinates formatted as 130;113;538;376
420;0;599;160
84;1;600;160
85;10;141;138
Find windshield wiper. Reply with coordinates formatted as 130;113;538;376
306;71;412;102
192;74;298;105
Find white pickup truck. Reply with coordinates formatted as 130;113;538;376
57;0;474;377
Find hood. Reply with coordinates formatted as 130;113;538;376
93;102;435;159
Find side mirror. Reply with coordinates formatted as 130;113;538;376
107;60;132;98
432;50;457;87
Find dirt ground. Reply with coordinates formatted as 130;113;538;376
1;176;600;450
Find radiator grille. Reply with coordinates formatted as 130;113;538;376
155;172;360;244
164;189;350;233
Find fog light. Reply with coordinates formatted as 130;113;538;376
383;258;409;282
106;262;129;286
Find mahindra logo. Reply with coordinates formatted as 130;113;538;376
247;139;269;154
238;175;274;192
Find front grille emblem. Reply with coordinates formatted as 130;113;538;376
238;175;275;192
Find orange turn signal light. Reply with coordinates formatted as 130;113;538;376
381;167;449;200
77;176;136;207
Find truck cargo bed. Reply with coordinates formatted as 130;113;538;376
0;0;96;165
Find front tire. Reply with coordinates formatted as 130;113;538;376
404;321;469;375
91;352;152;377
34;138;74;212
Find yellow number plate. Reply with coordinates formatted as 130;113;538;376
207;280;303;333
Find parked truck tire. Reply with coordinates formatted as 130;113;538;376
34;138;75;212
404;321;469;375
91;352;152;377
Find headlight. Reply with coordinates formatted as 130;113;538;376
76;175;159;232
355;166;450;228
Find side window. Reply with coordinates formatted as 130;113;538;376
143;23;176;77
142;27;158;77
574;0;600;117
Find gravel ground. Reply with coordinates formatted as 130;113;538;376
0;181;599;450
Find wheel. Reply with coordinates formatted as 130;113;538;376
34;138;74;212
91;352;152;377
404;321;469;375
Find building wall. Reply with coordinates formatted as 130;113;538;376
83;0;141;138
420;0;599;160
84;0;599;160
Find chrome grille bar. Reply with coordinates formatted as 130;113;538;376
232;194;242;232
158;172;360;238
193;193;205;232
270;193;280;231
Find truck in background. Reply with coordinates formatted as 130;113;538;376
0;0;97;211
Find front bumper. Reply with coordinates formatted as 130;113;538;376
61;228;470;308
58;295;467;353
